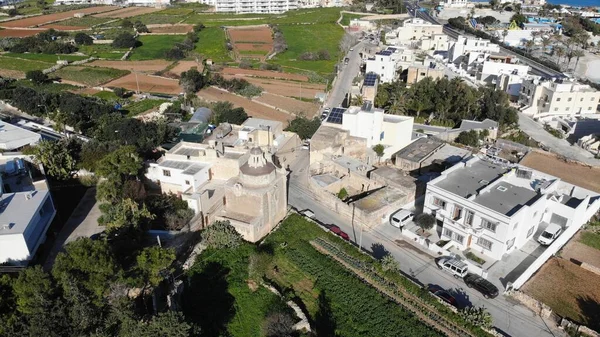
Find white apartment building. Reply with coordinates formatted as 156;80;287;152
519;77;600;118
479;60;529;98
438;0;470;8
385;18;443;45
418;34;450;52
449;35;500;64
0;155;56;265
424;156;600;260
365;47;414;83
340;102;414;159
55;0;170;6
205;0;297;13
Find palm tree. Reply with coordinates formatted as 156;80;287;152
553;45;565;68
525;40;535;55
572;49;585;71
351;94;364;106
502;30;508;44
541;38;551;54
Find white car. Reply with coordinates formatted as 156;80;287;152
538;223;562;246
389;209;414;228
436;257;469;278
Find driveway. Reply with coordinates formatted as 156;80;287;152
518;114;600;166
287;151;564;337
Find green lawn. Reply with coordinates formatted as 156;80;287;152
340;13;367;26
3;53;88;63
53;66;129;86
195;27;232;62
124;99;168;116
0;56;52;72
270;23;344;74
129;35;186;61
580;231;600;250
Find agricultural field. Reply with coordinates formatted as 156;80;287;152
104;73;180;95
146;24;194;34
164;60;202;78
87;59;172;73
270;23;344;74
228;26;273;61
0;6;119;28
46;16;113;27
3;53;88;63
0;56;52;76
92;6;161;19
123;98;169;116
15;80;80;93
130;35;186;61
53;66;129;86
340;13;367;25
78;44;129;60
194;27;232;62
0;29;46;37
256;92;318;117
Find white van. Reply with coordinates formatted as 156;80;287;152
390;209;414;228
538;223;562;246
436;257;469;278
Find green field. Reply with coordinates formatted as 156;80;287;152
581;231;600;250
133;12;189;25
93;90;119;101
270;23;344;74
183;7;342;26
130;35;186;61
53;66;129;86
340;13;367;25
3;53;88;62
57;16;113;27
124;99;169;116
195;27;232;62
79;44;128;60
0;56;52;73
16;80;79;93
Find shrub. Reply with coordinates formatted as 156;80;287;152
74;33;93;46
381;254;400;273
239;59;253;69
415;213;435;231
337;187;348;200
112;33;137;48
113;87;126;98
202;220;243;249
25;70;48;85
165;47;185;60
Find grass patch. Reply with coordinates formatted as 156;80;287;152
130;35;186;61
340;13;366;26
195;27;232;62
3;53;87;63
465;251;486;265
57;16;113;27
0;56;52;72
53;66;129;86
269;23;343;74
123;99;168;116
79;44;128;59
580;231;600;250
16;80;79;93
93;90;119;101
133;13;189;25
156;7;195;15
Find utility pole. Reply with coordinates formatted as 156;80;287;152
132;69;140;94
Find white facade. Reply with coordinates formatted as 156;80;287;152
210;0;297;13
341;104;414;158
55;0;170;6
438;0;470;8
449;35;500;64
424;156;600;260
519;77;600;118
419;34;450;52
365;47;413;83
480;61;529;97
386;18;443;45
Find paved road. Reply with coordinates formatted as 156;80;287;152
518;114;600;165
287;150;565;337
325;41;366;109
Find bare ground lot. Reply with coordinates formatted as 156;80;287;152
0;29;46;37
0;6;119;28
522;257;600;330
41;24;88;30
223;74;324;100
104;73;180;95
146;24;194;34
198;86;291;125
165;60;202;78
561;231;600;268
228;26;273;61
87;60;172;73
256;92;318;118
93;6;161;19
220;67;309;81
0;69;25;78
520;151;600;193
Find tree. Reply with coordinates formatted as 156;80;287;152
193;23;205;33
541;37;551;52
285;116;321;140
572;49;585;70
121;19;133;29
351;94;364;106
135;246;176;288
98;198;154;231
212;101;248;125
372;144;385;162
25;70;48;85
202;220;243;249
510;13;527;27
96;145;142;180
12;266;54;315
381;254;400;273
415;213;435;231
179;68;206;94
525;39;535;54
339;32;358;52
165;47;185;60
502;29;508;43
263;312;295;337
133;20;149;33
113;87;126;98
137;311;192;336
74;33;93;46
489;0;498;9
337;187;348;200
24;139;78;180
455;130;480;146
112;33;137;48
52;238;120;303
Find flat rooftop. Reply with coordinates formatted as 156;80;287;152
242;118;282;131
0;121;41;150
434;159;507;199
395;137;444;163
473;182;539;216
0;190;49;236
353;187;407;212
159;160;208;174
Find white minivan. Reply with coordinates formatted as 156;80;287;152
538;223;563;246
390;209;414;228
436;257;469;278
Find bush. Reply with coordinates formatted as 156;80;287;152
113;87;126;98
202;220;243;249
134;20;149;33
455;130;480;147
112;33;137;48
337;187;348;200
285;116;321;140
415;213;435;231
239;59;253;69
74;33;93;46
121;19;133;29
165;47;185;60
237;84;262;98
7;8;18;16
25;70;48;85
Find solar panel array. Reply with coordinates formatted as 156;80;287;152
364;72;378;87
326;107;346;124
376;50;392;56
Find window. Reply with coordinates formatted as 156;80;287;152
506;238;515;249
454;233;465;244
465;210;474;226
482;219;497;232
433;197;446;209
163;170;171;177
452;206;463;220
477;237;493;250
581;98;584;102
554;108;559;111
443;228;453;238
566;107;570;111
513;222;519;230
185;180;190;185
527;226;535;238
568;97;572;102
556;98;561;102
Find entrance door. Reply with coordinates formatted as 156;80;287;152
467;235;472;248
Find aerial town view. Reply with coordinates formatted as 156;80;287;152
1;0;600;335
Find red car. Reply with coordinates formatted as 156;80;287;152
329;225;350;241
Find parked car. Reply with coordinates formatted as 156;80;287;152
389;209;414;228
537;223;562;246
329;225;350;241
463;273;499;299
428;285;458;307
436;257;469;278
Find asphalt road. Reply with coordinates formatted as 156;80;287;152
325;41;366;109
287;150;565;337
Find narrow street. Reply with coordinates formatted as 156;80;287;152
287;150;564;337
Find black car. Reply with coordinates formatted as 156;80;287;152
427;285;458;307
463;273;499;299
